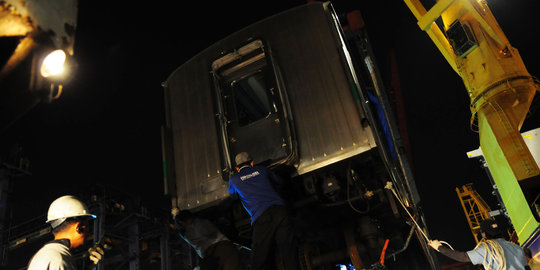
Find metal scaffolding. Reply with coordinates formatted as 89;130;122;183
456;183;492;243
1;185;196;270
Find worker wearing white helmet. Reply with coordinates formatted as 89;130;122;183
28;195;104;270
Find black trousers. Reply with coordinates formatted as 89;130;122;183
251;205;299;270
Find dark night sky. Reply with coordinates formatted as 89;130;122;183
3;0;540;260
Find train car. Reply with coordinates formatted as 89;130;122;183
162;2;437;269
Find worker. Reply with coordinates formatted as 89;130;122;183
28;195;104;270
428;218;529;270
172;208;242;270
228;152;299;270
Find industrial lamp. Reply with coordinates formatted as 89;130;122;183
33;48;74;100
40;49;66;78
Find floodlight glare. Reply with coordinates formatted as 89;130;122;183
40;49;66;78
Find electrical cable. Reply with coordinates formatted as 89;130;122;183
52;84;63;99
439;240;454;251
347;164;369;214
475;239;506;270
384;181;454;250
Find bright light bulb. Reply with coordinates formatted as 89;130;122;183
40;50;66;78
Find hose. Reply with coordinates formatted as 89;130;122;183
378;239;390;265
347;163;370;214
385;222;415;260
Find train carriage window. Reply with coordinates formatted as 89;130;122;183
211;39;290;169
213;39;276;127
231;71;272;126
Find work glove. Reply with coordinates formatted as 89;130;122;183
171;207;180;219
88;245;105;264
428;240;442;252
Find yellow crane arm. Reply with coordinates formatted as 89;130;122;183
403;0;458;73
403;0;539;244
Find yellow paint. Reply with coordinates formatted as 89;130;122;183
403;0;458;72
456;184;492;243
403;0;539;244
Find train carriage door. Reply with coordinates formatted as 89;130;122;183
212;40;292;170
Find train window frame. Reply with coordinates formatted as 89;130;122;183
212;39;277;127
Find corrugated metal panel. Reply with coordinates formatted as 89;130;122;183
203;2;376;174
259;4;376;174
165;59;229;209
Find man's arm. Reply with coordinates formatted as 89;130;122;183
439;246;471;262
429;240;471;263
228;179;238;200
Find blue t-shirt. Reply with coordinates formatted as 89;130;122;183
466;238;528;270
228;166;285;224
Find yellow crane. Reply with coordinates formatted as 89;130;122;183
403;0;539;246
456;183;492;243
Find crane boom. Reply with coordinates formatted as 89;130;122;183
403;0;539;245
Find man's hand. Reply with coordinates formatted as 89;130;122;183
88;245;105;264
171;207;180;219
428;240;442;252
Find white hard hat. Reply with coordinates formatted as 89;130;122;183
235;152;252;165
46;195;96;228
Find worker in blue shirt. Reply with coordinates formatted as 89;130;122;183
429;218;529;270
228;152;299;270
